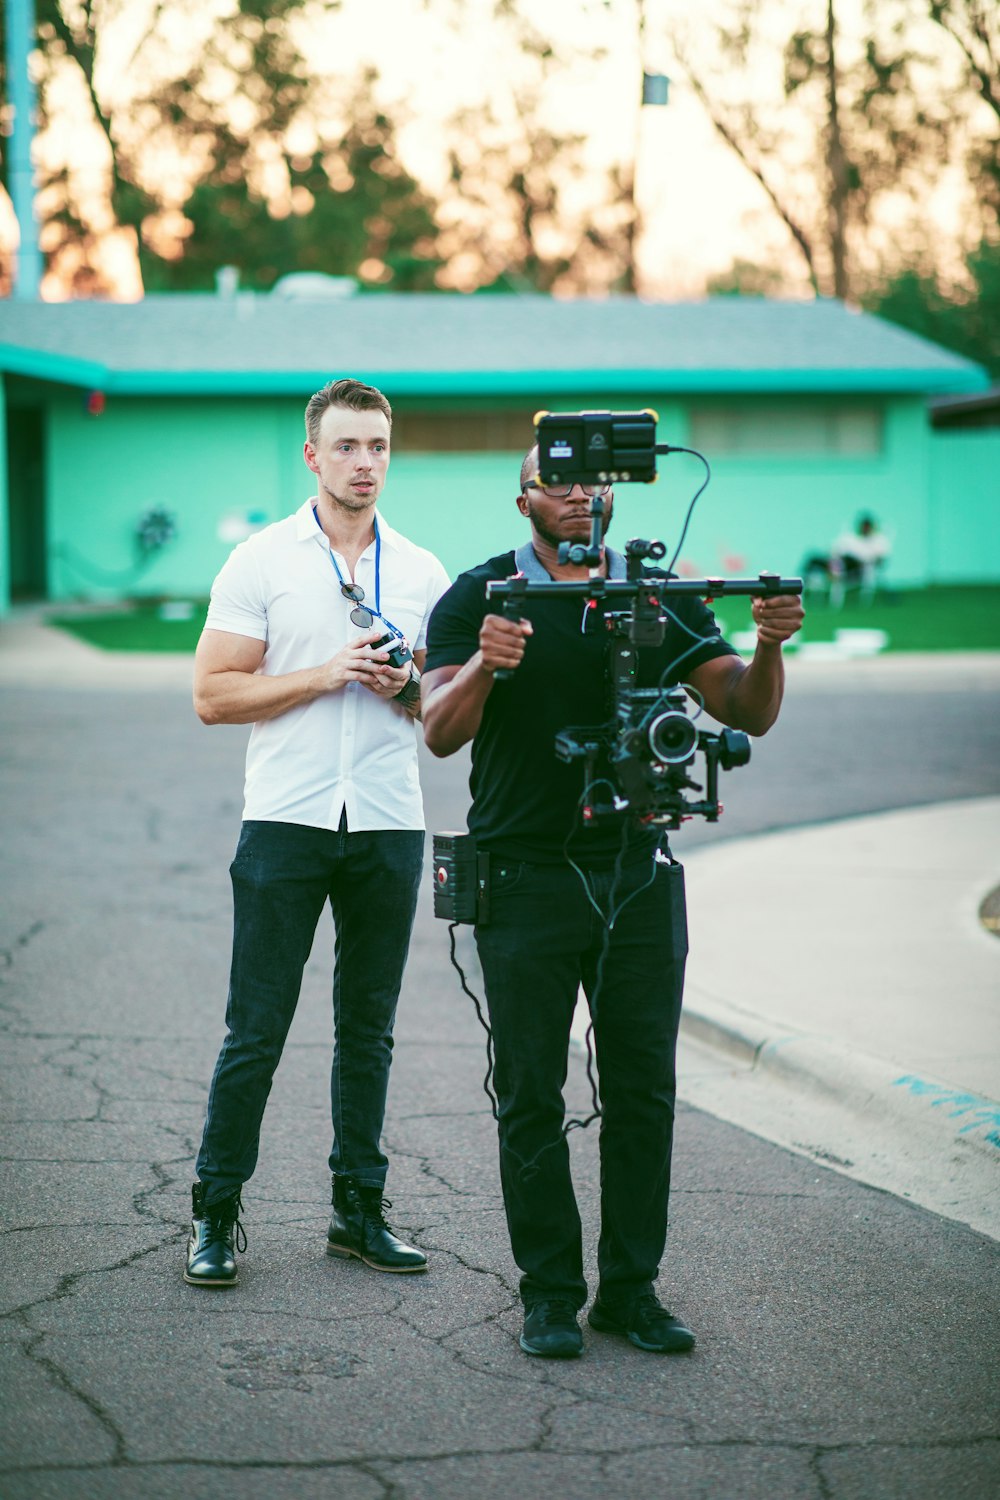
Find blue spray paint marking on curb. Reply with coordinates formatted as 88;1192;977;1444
893;1076;1000;1149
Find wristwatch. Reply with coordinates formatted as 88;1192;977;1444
394;670;422;709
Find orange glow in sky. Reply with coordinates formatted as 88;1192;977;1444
1;0;989;301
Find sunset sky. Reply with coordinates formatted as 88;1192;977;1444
2;0;988;301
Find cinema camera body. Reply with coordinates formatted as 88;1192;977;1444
432;409;803;923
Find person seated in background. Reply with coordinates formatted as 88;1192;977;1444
803;514;891;606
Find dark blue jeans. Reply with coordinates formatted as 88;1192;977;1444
196;819;424;1204
475;853;688;1311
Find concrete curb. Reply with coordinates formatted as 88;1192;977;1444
680;983;1000;1166
2;608;999;692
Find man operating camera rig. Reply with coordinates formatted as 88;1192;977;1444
421;442;803;1359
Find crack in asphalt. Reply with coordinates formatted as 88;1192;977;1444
20;1331;128;1465
390;1107;498;1120
672;1187;830;1198
4;683;999;1496
0;1221;142;1235
6;1042;996;1487
0;920;46;978
810;1443;835;1500
4;1434;996;1481
35;1035;112;1123
3;1231;183;1326
4;1018;997;1493
4;1229;188;1470
382;1135;491;1201
0;920;46;1031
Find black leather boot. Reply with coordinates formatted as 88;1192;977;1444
326;1177;428;1273
184;1183;246;1287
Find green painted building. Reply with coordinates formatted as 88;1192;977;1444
0;292;992;616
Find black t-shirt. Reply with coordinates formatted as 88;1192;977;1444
424;550;738;865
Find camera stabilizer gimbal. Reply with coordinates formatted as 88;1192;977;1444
485;410;804;829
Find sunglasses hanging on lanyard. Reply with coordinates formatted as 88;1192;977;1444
313;505;407;641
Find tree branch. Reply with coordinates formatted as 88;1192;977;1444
929;2;1000;121
46;1;130;212
672;43;821;294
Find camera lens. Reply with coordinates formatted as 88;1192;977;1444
647;711;697;764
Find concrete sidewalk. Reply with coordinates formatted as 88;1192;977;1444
0;606;196;691
678;798;1000;1240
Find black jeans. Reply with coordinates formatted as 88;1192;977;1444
196;819;424;1203
475;853;688;1310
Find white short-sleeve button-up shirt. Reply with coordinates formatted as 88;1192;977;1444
205;501;450;832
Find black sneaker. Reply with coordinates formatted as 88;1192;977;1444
588;1291;695;1353
520;1299;584;1359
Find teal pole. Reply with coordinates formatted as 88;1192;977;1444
5;0;43;299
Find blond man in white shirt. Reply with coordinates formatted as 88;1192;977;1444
185;378;449;1288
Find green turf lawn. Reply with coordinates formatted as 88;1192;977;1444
47;599;209;652
47;584;999;653
714;584;1000;653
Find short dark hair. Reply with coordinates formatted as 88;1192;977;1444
305;378;392;447
520;444;540;491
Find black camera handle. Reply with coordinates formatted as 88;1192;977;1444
488;570;803;608
489;570;802;681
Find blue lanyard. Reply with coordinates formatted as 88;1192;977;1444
313;506;404;639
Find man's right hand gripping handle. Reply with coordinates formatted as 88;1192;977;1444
483;614;533;681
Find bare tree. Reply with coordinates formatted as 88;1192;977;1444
667;0;969;299
9;0;321;291
1;0;452;295
433;0;637;293
926;0;1000;222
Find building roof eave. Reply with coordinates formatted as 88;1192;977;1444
0;342;109;389
928;384;1000;426
85;365;990;397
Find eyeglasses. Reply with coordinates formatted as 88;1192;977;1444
523;483;612;499
339;581;376;628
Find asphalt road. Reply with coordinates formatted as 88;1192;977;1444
2;658;999;1499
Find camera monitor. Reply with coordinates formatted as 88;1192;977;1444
535;409;658;487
